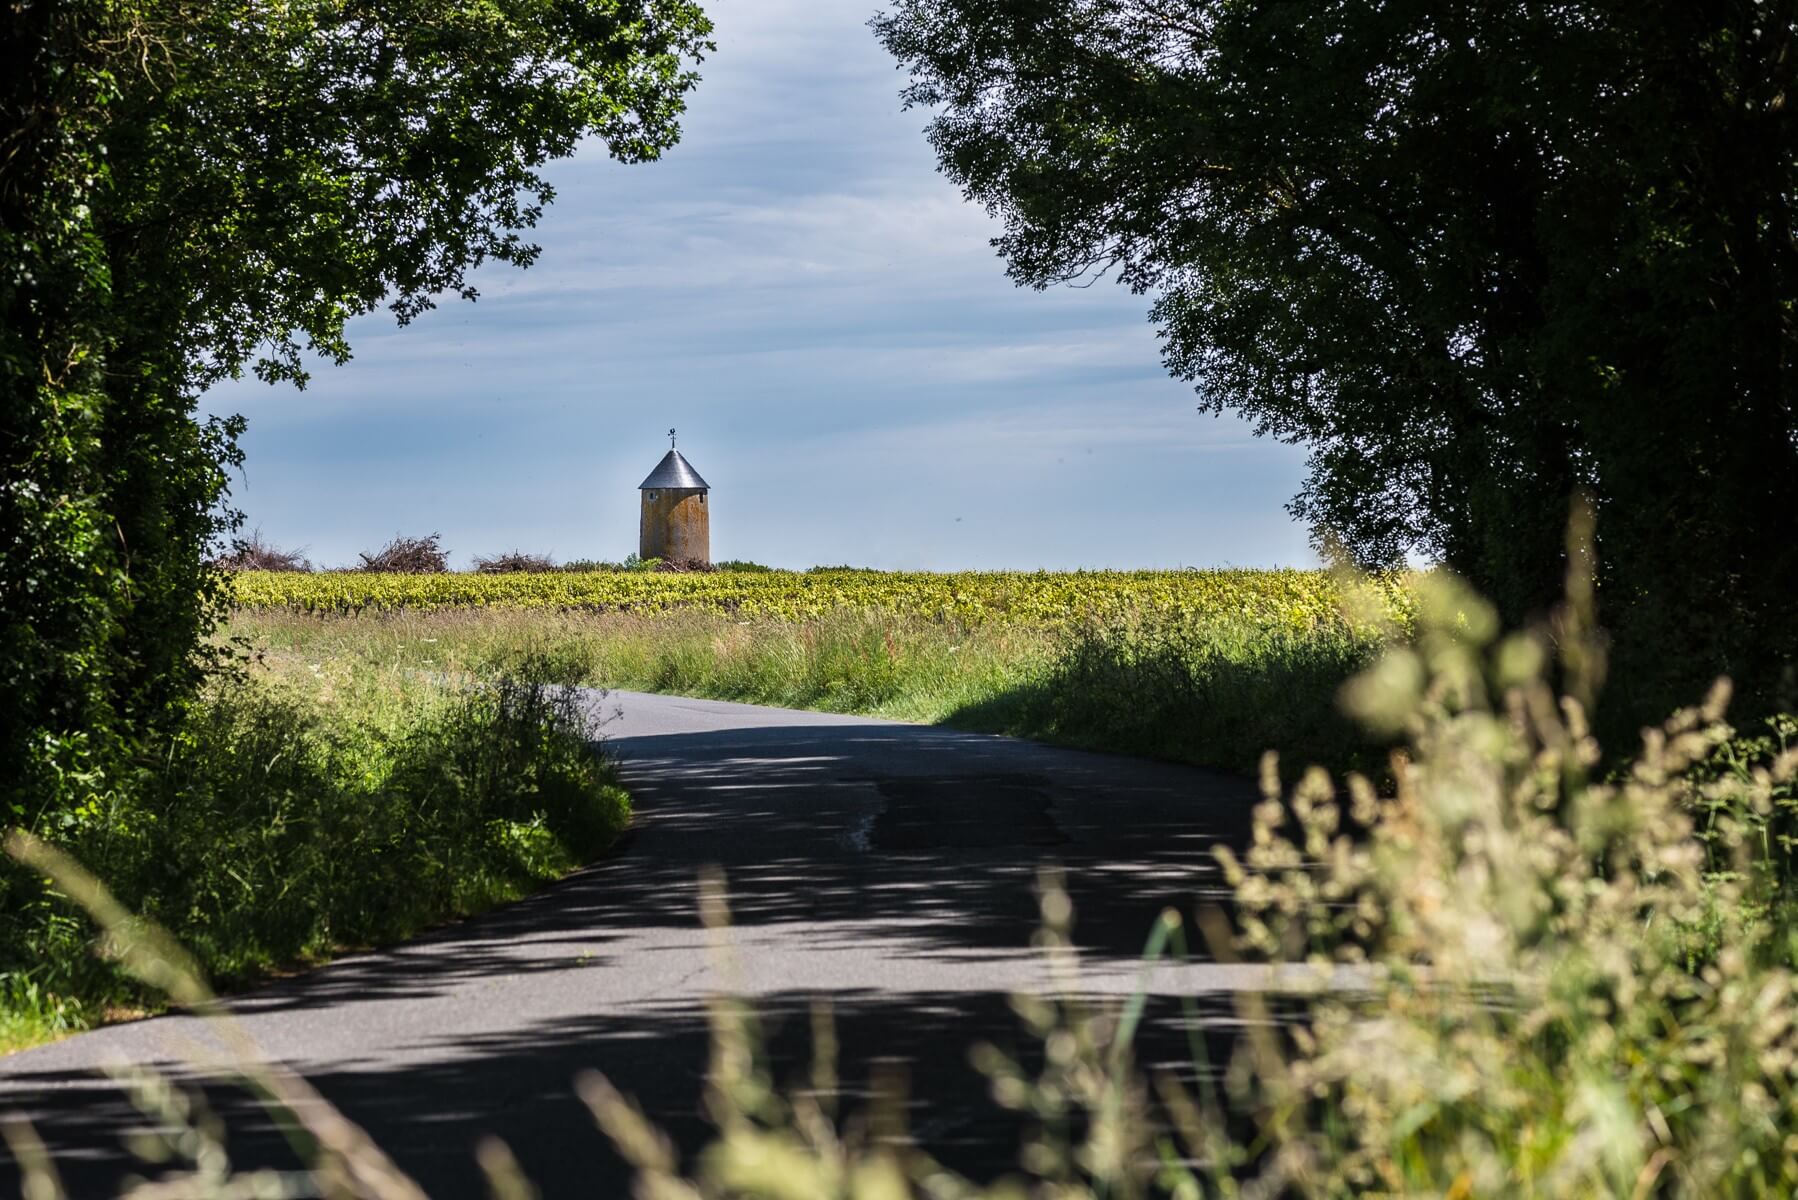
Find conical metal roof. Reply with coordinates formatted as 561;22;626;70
638;449;709;490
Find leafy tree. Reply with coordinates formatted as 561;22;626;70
1;1;712;827
875;1;1798;730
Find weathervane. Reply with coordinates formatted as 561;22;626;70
669;428;677;449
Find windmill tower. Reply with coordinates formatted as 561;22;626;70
638;430;710;565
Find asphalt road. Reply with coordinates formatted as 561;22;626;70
0;690;1263;1197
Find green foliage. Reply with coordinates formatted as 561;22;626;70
874;0;1798;732
1;0;711;831
1684;712;1798;950
1197;579;1798;1196
229;566;1412;631
0;659;627;1039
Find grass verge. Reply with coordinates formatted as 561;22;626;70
231;607;1054;721
0;650;627;1053
226;605;1392;775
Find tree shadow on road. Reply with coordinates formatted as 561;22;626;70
0;719;1273;1199
162;722;1256;1018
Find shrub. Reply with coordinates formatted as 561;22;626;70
474;550;557;574
357;533;448;574
0;661;627;1033
1684;712;1798;942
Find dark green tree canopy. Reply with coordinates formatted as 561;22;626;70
95;0;713;388
1;0;711;821
876;1;1798;723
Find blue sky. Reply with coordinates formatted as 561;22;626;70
199;0;1313;571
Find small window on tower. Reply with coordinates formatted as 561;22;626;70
699;493;706;504
647;491;659;501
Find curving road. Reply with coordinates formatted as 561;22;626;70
0;690;1260;1197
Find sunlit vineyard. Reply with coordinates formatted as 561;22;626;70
229;568;1414;631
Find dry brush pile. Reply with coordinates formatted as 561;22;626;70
356;534;449;574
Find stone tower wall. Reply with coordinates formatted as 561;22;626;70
639;487;710;564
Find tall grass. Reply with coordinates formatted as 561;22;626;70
0;652;627;1051
947;611;1386;773
1687;712;1798;943
231;608;1055;723
226;606;1384;773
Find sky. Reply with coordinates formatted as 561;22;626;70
198;0;1314;572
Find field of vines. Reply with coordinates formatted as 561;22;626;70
229;568;1414;631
